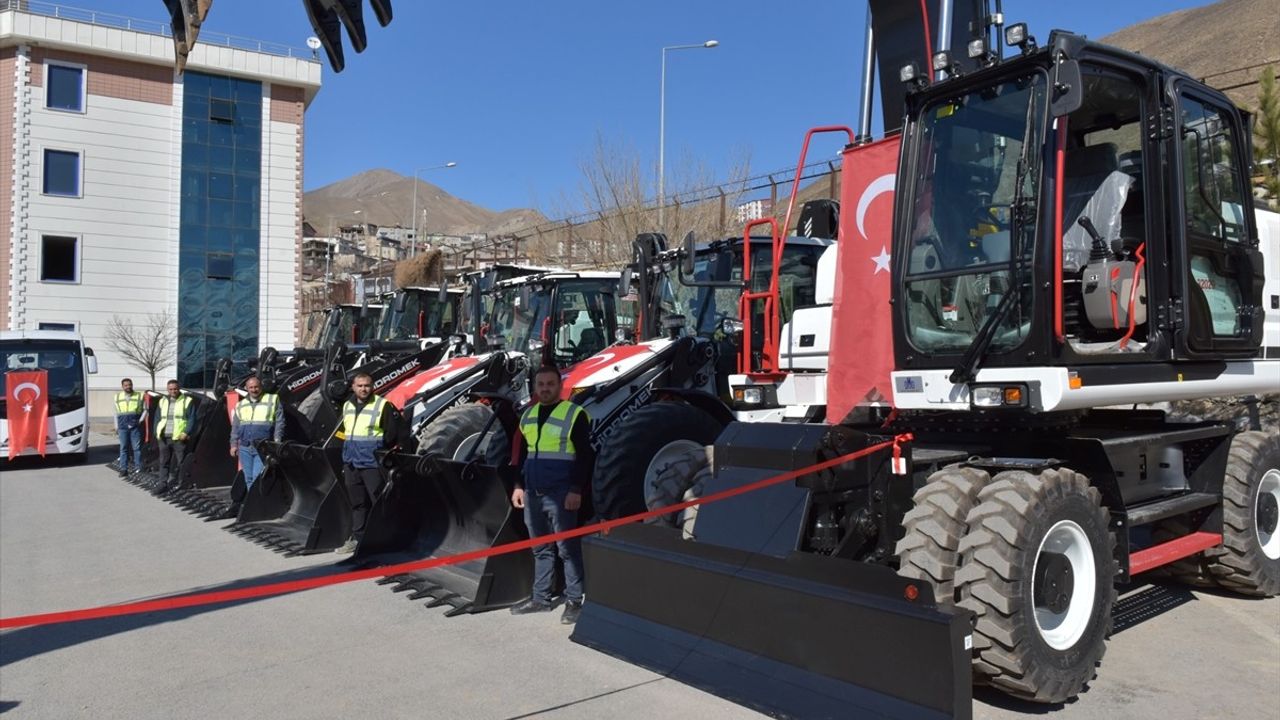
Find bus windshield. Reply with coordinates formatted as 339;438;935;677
1;339;86;414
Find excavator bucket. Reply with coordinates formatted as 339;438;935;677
225;439;351;555
570;422;975;720
351;452;532;615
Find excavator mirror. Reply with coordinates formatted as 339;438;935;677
438;285;449;304
328;309;342;327
1049;51;1083;117
393;290;408;313
681;231;696;276
618;266;633;299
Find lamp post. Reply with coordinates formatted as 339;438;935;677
411;162;458;257
658;40;718;228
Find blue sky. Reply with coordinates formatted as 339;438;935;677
81;1;1211;213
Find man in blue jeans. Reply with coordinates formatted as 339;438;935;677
508;365;594;624
229;375;284;491
113;378;144;477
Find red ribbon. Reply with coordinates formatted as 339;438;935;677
0;435;908;629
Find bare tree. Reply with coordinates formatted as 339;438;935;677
529;133;752;268
105;311;178;390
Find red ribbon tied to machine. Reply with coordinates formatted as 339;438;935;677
0;434;913;629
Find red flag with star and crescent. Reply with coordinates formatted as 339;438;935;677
827;135;901;424
6;370;49;459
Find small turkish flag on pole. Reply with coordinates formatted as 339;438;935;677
6;370;50;459
827;135;902;425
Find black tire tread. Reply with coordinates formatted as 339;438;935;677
1206;431;1280;596
955;468;1116;704
645;443;712;538
593;401;724;520
895;465;990;605
416;403;508;465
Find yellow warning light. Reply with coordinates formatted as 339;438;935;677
1069;376;1083;390
1004;387;1023;404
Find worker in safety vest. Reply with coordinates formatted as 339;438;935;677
334;372;408;554
229;375;285;491
113;377;144;477
153;379;197;495
508;365;593;624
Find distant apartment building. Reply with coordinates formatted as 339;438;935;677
735;199;773;224
0;3;320;413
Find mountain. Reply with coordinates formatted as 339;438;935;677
1100;0;1279;110
302;168;546;237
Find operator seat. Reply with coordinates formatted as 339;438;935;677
1061;143;1133;272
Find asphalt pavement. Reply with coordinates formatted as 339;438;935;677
1;434;1277;719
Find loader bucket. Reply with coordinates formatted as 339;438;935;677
167;392;241;519
352;452;532;615
225;440;351;555
571;524;973;720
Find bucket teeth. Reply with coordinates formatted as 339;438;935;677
424;593;462;608
442;602;474;617
406;583;443;600
376;574;410;586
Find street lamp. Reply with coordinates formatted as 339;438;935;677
411;162;458;256
658;39;718;227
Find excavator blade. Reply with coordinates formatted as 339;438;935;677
571;421;972;720
572;524;972;720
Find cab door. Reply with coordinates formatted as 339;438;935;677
1171;84;1266;357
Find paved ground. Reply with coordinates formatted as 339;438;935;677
1;434;1277;719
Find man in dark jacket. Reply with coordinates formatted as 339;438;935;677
508;365;593;624
334;373;408;554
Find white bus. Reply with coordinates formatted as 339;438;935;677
0;330;98;462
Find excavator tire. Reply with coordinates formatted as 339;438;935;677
955;468;1115;704
895;465;990;606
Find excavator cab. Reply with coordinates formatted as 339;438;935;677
891;31;1268;411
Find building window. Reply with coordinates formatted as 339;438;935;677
40;235;79;283
45;62;85;112
38;322;77;332
43;149;81;197
210;98;234;123
206;253;233;280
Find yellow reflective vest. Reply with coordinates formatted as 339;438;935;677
155;394;193;439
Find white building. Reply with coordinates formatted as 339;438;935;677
0;3;321;416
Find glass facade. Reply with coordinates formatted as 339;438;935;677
178;72;262;388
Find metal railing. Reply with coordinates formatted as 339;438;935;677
0;0;318;62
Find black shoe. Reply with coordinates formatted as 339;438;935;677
150;482;172;497
560;600;582;625
509;599;554;615
217;503;241;521
118;469;128;478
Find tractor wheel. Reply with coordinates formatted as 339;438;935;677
645;443;713;539
895;465;990;606
955;468;1115;704
1204;431;1280;597
593;402;725;520
416;403;509;465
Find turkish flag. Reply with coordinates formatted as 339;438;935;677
6;370;50;459
827;135;902;424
